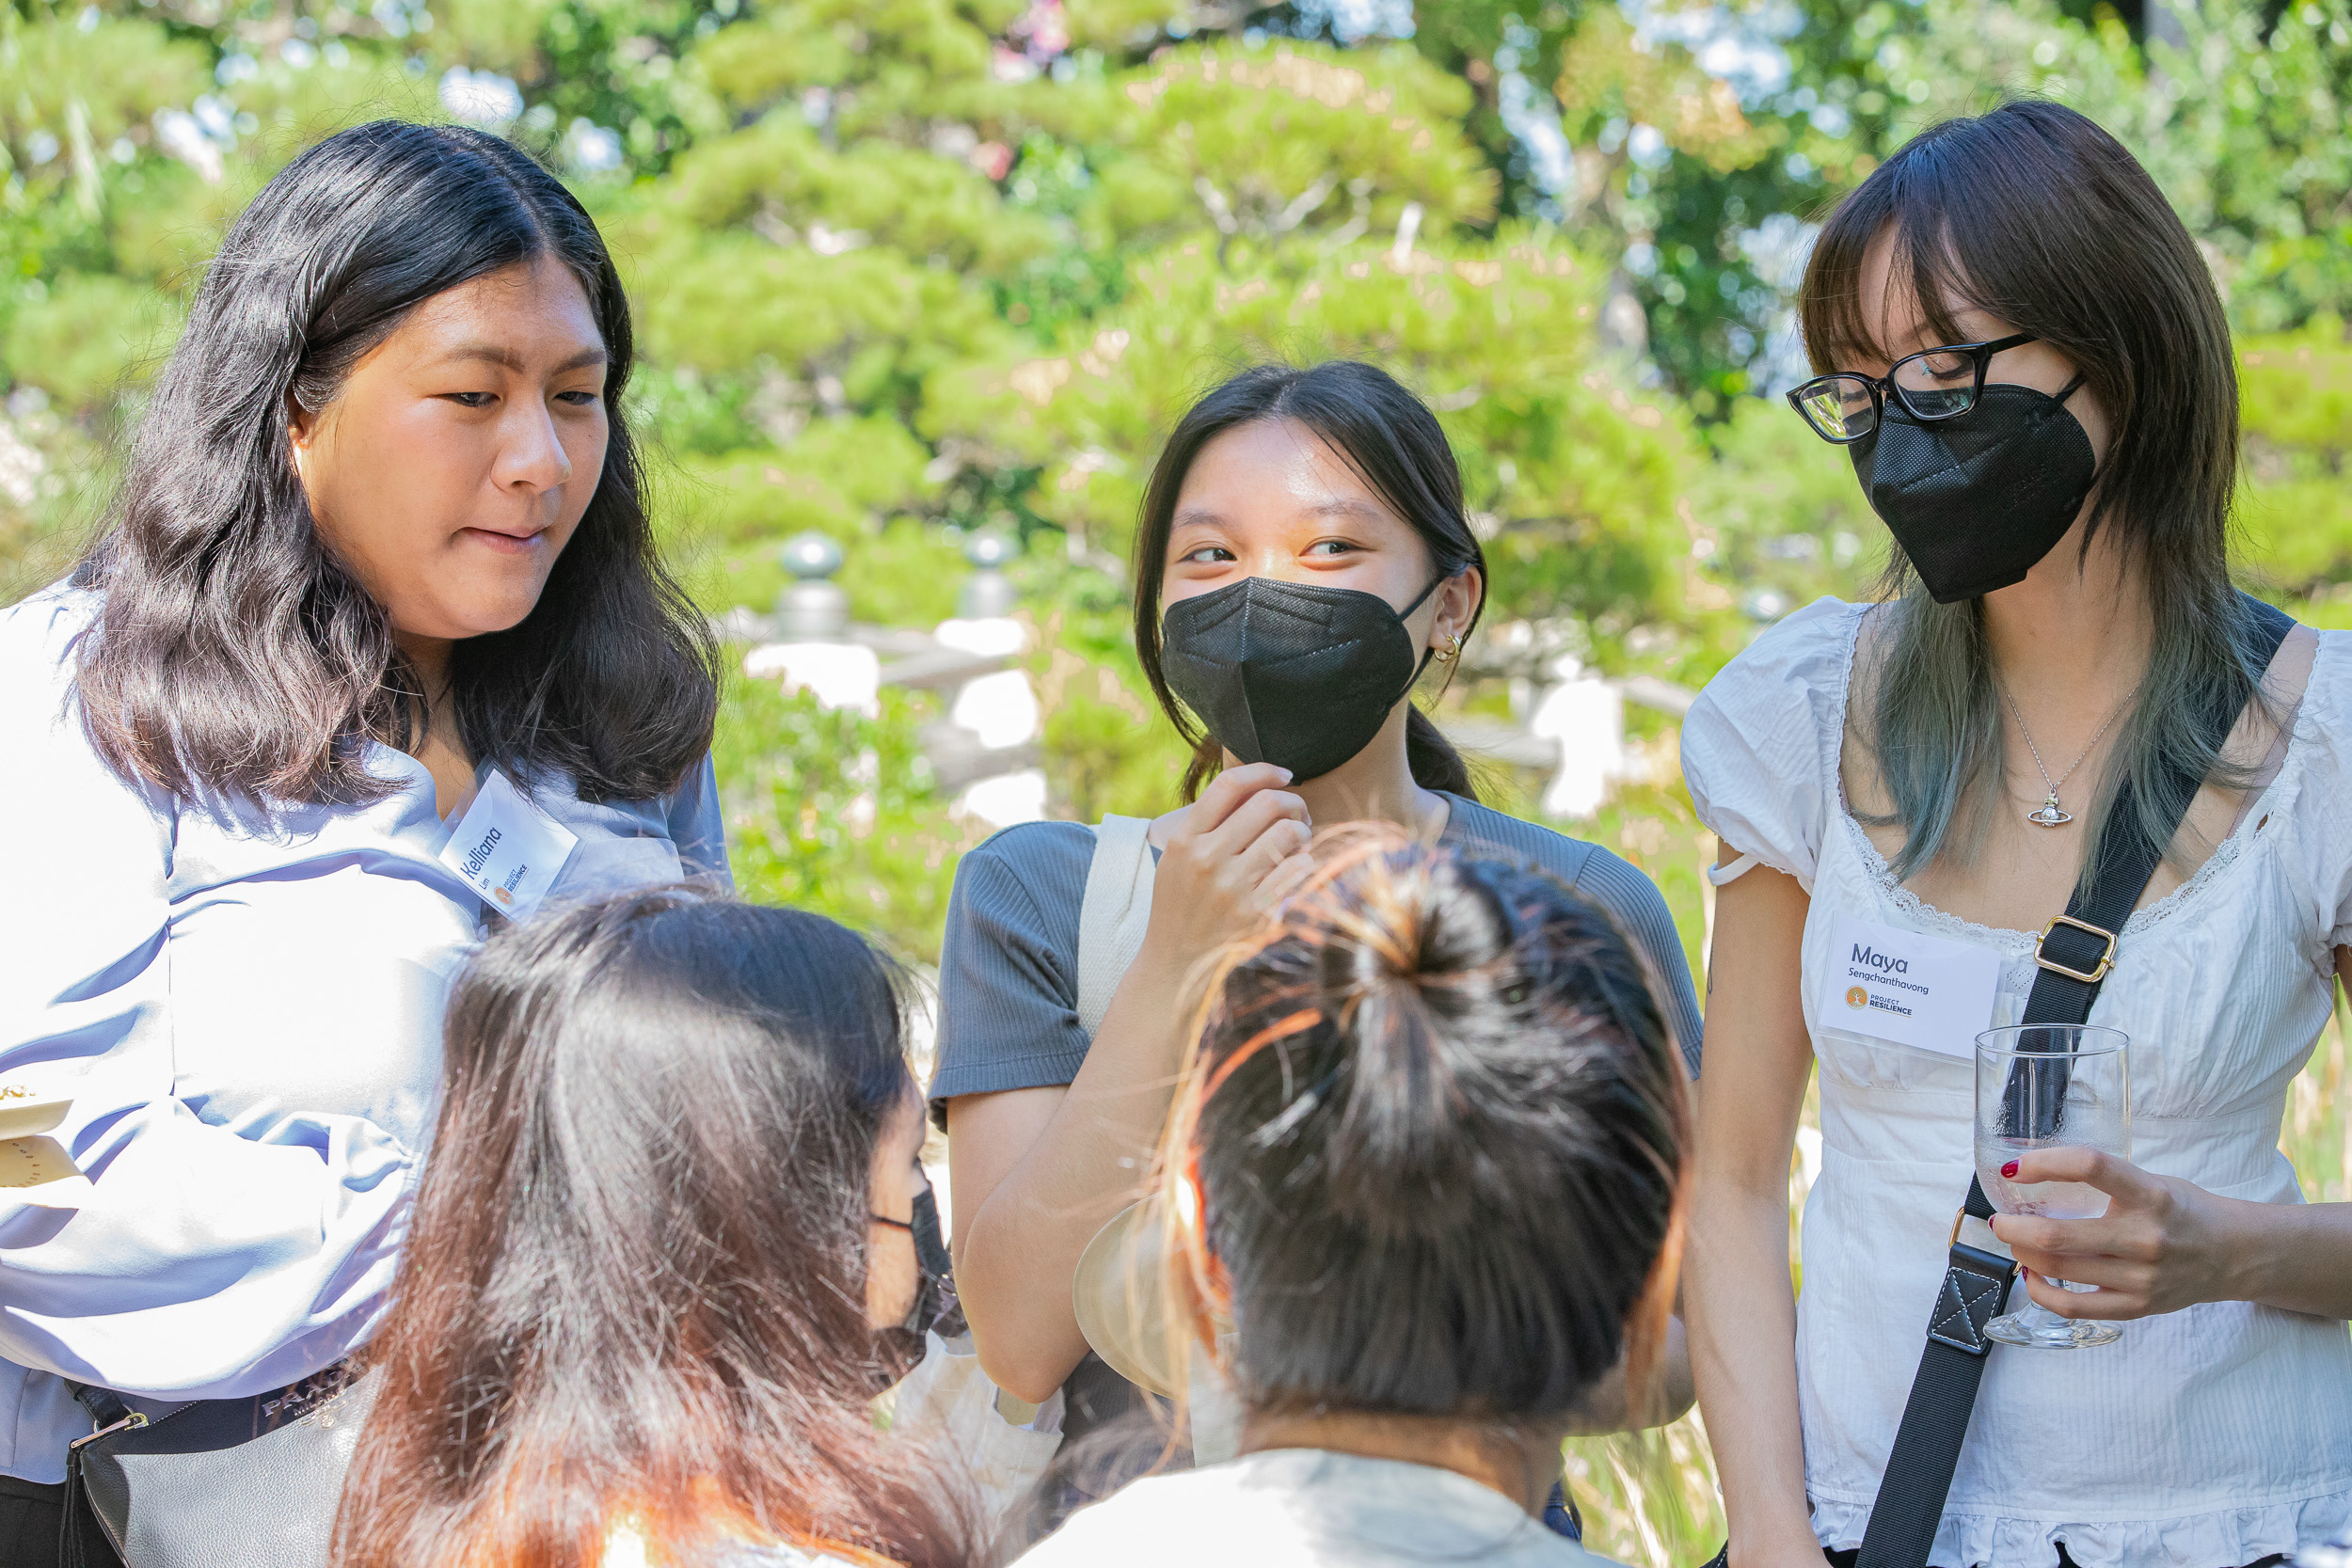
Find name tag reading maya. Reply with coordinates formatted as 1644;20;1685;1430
1817;913;2002;1059
437;768;580;922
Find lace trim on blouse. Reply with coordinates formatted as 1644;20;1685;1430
1809;1482;2352;1568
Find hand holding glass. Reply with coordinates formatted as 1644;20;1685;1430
1973;1024;2131;1349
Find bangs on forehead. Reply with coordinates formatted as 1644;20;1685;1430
1292;415;1422;531
1800;166;1990;372
1204;401;1444;551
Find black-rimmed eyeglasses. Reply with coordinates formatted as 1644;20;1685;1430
1786;334;2039;444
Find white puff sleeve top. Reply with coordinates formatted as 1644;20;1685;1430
1682;597;2352;1568
0;587;728;1482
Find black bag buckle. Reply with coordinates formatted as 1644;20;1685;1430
2036;914;2118;983
1925;1214;2018;1357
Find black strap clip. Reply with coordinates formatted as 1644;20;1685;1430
1924;1229;2018;1357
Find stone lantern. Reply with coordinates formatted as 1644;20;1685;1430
772;531;850;641
743;531;878;715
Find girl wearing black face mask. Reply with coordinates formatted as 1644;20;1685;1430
337;890;977;1568
1684;102;2352;1568
930;360;1704;1513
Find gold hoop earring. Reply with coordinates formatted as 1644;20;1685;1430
1432;632;1464;664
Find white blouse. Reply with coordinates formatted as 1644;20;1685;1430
0;587;728;1483
1683;597;2352;1568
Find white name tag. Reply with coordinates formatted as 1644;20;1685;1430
0;1137;93;1210
1817;913;2003;1059
437;768;580;922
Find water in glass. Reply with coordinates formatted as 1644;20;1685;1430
1972;1023;2131;1349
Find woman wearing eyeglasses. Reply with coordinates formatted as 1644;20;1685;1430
1682;102;2352;1568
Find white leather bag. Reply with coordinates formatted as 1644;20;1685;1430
1074;814;1157;1038
1068;814;1246;1465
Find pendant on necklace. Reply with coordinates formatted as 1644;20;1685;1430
2027;793;2074;828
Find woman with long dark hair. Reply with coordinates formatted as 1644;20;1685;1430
1685;102;2352;1568
335;891;965;1568
1016;831;1688;1566
931;361;1701;1503
0;120;722;1560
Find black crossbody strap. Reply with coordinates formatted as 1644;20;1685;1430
1853;594;2293;1568
67;1382;132;1432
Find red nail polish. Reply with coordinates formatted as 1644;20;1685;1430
2001;1160;2020;1179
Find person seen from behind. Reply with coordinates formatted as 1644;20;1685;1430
1014;830;1689;1567
334;889;973;1568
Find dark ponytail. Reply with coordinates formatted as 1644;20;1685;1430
1403;707;1472;797
1133;361;1486;801
1157;828;1688;1420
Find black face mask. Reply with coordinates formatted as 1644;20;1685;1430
1850;377;2096;604
873;1181;955;1344
900;1183;953;1335
1159;574;1444;783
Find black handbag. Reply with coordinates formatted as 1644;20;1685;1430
1707;597;2294;1568
60;1362;379;1568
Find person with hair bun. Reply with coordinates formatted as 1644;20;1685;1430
1014;830;1690;1567
0;119;722;1560
933;360;1701;1512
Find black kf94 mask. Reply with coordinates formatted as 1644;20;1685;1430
1159;574;1445;783
1851;376;2097;603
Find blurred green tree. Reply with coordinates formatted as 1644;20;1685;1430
1;0;2347;880
709;672;980;961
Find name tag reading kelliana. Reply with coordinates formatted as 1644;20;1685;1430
1818;913;2003;1059
437;768;580;922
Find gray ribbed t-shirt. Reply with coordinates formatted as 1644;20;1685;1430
930;791;1704;1112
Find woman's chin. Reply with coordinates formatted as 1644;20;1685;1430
461;576;561;635
469;604;545;638
399;597;548;644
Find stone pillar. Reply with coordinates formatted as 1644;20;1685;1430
742;531;880;715
1528;653;1626;820
937;531;1046;827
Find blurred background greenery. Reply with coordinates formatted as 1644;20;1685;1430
3;1;2348;1559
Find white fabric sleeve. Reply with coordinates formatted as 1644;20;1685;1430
2288;631;2352;955
886;1327;1066;1534
0;593;417;1401
1679;596;1857;898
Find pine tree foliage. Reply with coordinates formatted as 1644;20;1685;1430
2;1;2349;949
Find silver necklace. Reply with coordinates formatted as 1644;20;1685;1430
2000;682;2137;827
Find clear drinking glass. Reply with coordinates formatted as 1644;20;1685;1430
1972;1023;2131;1350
